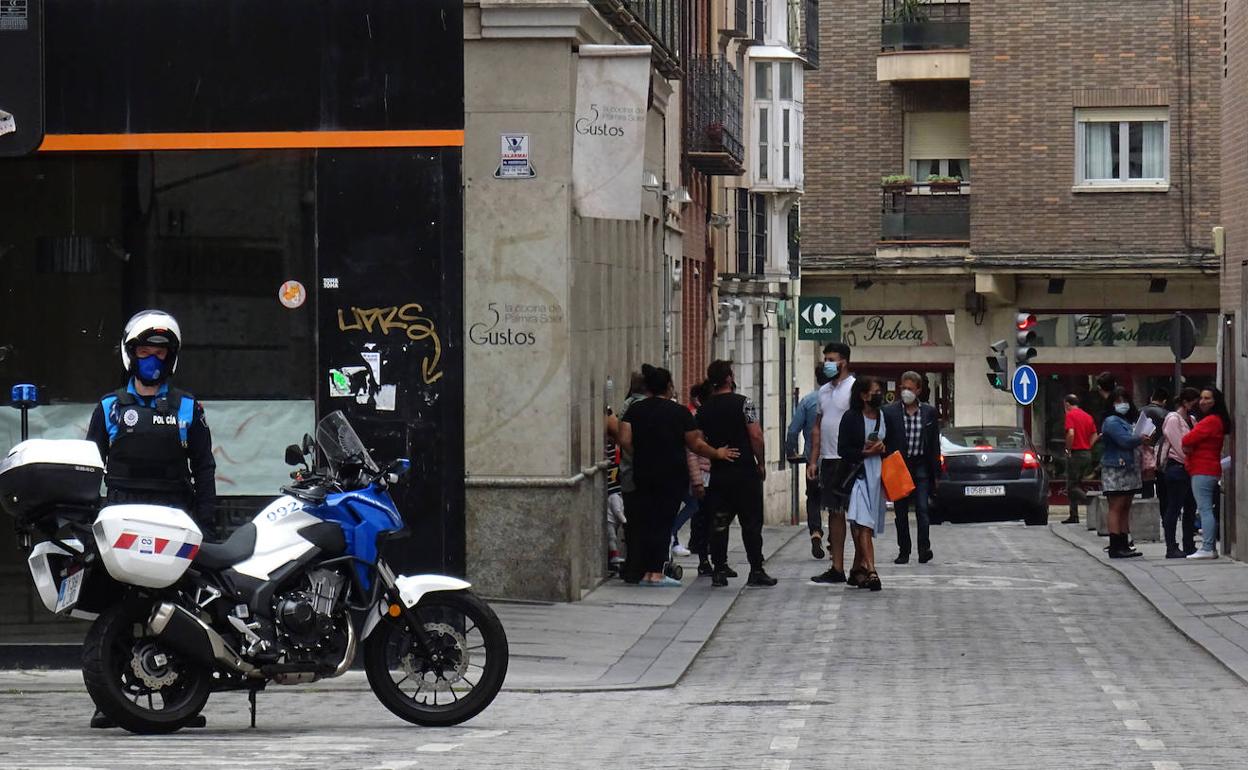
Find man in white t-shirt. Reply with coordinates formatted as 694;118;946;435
806;342;856;584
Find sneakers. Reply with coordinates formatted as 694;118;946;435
918;550;934;564
893;553;909;565
1165;547;1187;559
1060;515;1080;524
711;568;730;587
811;567;846;584
811;536;825;560
1188;549;1219;560
671;543;692;558
746;569;778;587
721;566;739;578
697;558;714;576
89;711;115;729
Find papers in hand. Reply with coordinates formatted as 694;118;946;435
1133;412;1156;439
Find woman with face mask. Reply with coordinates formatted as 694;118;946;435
1099;387;1153;558
1181;386;1232;559
836;376;887;590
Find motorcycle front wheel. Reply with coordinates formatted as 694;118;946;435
81;601;212;734
364;589;508;727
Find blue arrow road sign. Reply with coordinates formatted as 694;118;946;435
1011;364;1038;406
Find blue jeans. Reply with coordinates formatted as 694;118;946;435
1191;474;1220;553
672;490;698;543
894;466;932;556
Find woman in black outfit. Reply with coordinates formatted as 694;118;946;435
618;365;738;585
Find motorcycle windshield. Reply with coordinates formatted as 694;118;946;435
315;411;380;475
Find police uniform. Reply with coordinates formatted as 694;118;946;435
86;380;217;534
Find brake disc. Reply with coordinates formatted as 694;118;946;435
400;621;468;691
130;641;179;690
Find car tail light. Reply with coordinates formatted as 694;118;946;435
1022;451;1040;470
973;445;994;451
940;454;946;474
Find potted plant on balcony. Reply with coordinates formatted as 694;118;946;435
892;0;929;24
881;174;914;193
926;174;962;193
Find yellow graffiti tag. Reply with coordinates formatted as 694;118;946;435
336;303;443;385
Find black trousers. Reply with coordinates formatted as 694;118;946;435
705;475;765;571
1161;464;1197;552
806;476;824;535
622;487;683;581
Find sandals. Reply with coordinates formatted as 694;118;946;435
848;568;882;591
847;567;867;588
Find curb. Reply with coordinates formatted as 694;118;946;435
1049;523;1248;688
505;524;805;693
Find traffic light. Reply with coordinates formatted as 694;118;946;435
986;339;1009;391
1015;313;1038;365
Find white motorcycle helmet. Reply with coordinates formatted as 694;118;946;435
120;310;182;386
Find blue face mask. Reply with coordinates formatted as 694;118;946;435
823;361;839;379
1114;402;1130;416
136;355;165;384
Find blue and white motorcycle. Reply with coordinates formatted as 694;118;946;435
0;411;507;734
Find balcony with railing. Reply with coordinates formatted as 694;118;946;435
684;56;745;176
787;0;820;69
590;0;682;77
877;0;969;82
880;183;969;243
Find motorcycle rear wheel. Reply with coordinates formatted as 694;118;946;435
364;589;508;727
82;601;212;734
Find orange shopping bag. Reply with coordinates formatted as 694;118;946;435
881;451;916;502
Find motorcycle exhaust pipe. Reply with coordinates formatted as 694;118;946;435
149;602;257;675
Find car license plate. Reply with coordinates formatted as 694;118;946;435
54;568;83;614
965;485;1005;497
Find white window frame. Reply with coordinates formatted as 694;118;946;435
1073;107;1170;192
750;54;804;190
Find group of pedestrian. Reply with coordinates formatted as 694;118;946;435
609;361;777;588
1062;372;1231;561
795;343;937;593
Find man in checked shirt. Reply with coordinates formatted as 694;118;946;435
882;371;942;565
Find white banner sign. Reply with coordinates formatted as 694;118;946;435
572;45;651;220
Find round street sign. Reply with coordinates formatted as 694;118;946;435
1011;364;1038;406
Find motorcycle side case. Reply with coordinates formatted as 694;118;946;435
93;504;203;588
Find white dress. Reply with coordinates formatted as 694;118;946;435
846;414;887;536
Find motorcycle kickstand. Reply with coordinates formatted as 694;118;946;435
247;686;258;729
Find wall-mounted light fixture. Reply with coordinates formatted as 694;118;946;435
1148;277;1168;293
642;171;661;191
1047;278;1065;295
853;276;873;291
664;186;693;205
709;212;731;229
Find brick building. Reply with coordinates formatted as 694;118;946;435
802;0;1221;461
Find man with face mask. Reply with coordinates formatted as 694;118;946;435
84;310;216;729
807;342;856;583
882;371;941;564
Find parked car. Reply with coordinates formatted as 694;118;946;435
932;426;1049;526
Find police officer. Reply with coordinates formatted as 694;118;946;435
84;310;216;728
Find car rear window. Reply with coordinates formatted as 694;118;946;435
941;428;1029;451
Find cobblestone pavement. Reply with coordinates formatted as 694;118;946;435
3;522;1248;769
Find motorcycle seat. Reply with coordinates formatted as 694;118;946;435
194;522;258;570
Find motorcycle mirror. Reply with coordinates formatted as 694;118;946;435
301;433;315;455
284;444;304;466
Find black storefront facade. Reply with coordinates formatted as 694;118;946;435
0;0;465;646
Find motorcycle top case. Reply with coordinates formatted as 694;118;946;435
94;504;203;588
0;439;103;523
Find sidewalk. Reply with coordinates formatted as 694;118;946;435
1051;522;1248;685
0;525;803;695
